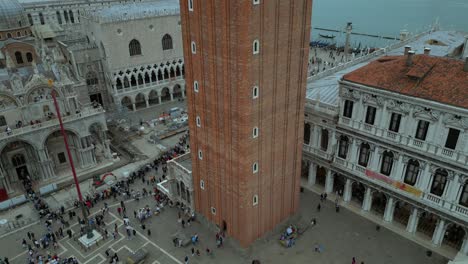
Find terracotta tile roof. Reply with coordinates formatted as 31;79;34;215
342;55;468;109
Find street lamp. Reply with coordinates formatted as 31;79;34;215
48;79;94;239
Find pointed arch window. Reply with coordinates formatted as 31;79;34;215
162;34;173;50
129;39;142;56
39;13;45;25
56;11;62;24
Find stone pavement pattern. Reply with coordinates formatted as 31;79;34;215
0;187;448;264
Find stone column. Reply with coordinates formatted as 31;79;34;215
431;219;447;246
0;163;12;193
445;173;461;202
383;197;395;222
459;235;468;255
182;89;186;98
132;103;136;112
170;92;174;101
349;139;359;163
362;187;373;211
312;125;319;147
406;208;420;234
343;179;352;203
325;170;334;193
378;100;389;136
145;99;150;108
38;148;54;179
369;145;381;171
330;130;337;154
417;162;432;191
308;162;317;186
158;96;162;104
391;154;405;181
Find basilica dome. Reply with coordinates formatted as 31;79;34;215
0;0;29;31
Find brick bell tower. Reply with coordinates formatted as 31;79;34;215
179;0;312;247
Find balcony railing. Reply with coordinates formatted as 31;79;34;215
302;144;333;161
338;117;468;166
1;106;104;140
114;76;185;95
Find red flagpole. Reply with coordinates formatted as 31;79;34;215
50;85;90;232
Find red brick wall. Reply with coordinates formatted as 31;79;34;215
180;0;312;247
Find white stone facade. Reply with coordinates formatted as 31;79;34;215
302;31;468;258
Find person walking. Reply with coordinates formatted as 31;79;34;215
184;256;189;264
352;257;356;264
147;229;151;236
317;203;321;212
191;247;195;256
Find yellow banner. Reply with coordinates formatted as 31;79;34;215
393;181;422;197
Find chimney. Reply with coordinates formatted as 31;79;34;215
464;57;468;72
404;45;411;56
424;47;431;55
406;50;415;66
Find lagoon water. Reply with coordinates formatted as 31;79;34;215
311;0;468;47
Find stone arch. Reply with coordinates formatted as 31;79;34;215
134;93;146;110
160;87;171;102
0;140;42;189
443;223;467;250
25;86;63;104
148;90;159;106
157;69;163;81
175;65;181;77
163;68;169;79
0;93;20;111
121;96;133;111
144;72;150;84
370;191;388;216
173;84;183;99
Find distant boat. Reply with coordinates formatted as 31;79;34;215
319;34;336;39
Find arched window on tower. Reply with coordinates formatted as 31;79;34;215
64;10;69;23
162;34;173;50
129;39;142;56
15;51;24;64
86;72;99;86
26;52;33;62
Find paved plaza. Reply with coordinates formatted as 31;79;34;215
0;183;448;264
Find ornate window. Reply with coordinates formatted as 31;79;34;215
162;34;173;50
459;183;468;207
193;81;199;93
343;100;354;118
253;127;259;138
415;120;430;140
253;162;258;173
253;195;258;206
358;143;370;167
191;41;196;54
252;86;259;99
129;39;142;56
430;169;448;197
380;151;394;176
188;0;194;11
403;159;419;186
365;106;376;125
200;180;205;190
445;128;460;150
388;113;402;132
338;136;349;159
